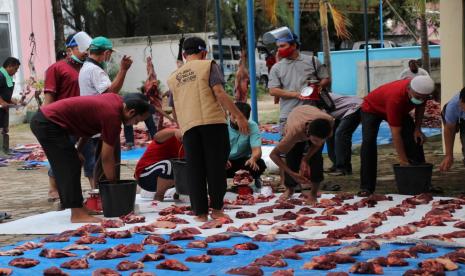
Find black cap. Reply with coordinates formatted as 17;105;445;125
183;37;207;54
123;93;156;114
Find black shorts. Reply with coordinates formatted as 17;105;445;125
137;160;174;192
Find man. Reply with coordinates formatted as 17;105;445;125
234;51;249;103
43;32;93;201
359;76;435;196
167;37;249;222
399;59;429;80
439;88;465;172
79;36;133;183
135;128;183;201
269;105;334;204
227;102;266;189
326;94;363;177
30;93;152;223
0;57;20;154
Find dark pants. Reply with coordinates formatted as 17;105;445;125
0;109;9;153
460;120;465;163
123;115;157;144
30;111;83;208
226;157;267;179
327;110;361;173
360;111;425;193
94;138;121;183
285;141;324;188
183;124;230;216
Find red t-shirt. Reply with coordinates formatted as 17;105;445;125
135;135;184;179
361;79;423;127
44;58;82;101
41;93;123;146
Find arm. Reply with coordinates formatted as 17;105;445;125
269;87;301;99
319;77;331;89
390;126;409;165
101;141;116;182
43;93;55;106
76;137;89;152
270;146;309;184
107;55;133;93
211;84;249;134
439;123;457;171
154;128;181;143
414;105;426;144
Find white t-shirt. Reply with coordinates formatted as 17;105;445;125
79;60;111;96
398;67;429;80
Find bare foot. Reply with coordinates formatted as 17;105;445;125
70;208;102;223
194;214;208;222
47;190;59;202
279;187;294;200
154;193;164;202
301;191;317;205
210;209;230;220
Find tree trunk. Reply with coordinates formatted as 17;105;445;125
320;1;332;80
51;0;65;57
419;0;430;72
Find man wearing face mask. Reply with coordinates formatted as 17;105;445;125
399;59;429;80
359;76;435;196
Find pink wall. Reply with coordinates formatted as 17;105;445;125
17;0;55;81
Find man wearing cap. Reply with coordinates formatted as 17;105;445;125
399;60;429;80
439;88;465;172
167;36;249;222
359;76;435;196
43;32;95;201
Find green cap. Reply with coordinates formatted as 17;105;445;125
89;36;113;51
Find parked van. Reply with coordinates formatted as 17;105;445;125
352;40;397;50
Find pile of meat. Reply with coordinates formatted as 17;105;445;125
233;170;254;185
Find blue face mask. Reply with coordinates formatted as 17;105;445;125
410;97;424;105
71;55;84;64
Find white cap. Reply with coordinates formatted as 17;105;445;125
73;31;92;52
410;76;435;95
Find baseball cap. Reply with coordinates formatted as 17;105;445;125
182;37;207;53
89;36;113;51
410;76;435;95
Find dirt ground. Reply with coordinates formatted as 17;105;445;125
0;96;464;247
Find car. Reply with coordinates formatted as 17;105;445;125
352;40;397;50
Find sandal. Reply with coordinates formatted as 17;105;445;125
357;190;372;197
322;183;341;192
0;212;11;220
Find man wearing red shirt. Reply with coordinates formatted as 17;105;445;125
135;128;184;201
30;93;152;223
359;76;435;196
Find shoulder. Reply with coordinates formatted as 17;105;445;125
248;120;259;131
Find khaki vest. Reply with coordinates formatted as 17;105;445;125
167;60;226;133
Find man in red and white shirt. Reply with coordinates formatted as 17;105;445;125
359;76;435;196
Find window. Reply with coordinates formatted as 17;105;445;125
0;13;12;64
212;45;232;60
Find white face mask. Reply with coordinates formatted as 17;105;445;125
410;96;424;105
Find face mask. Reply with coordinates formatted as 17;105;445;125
410;97;424;105
71;55;84;64
101;61;108;71
278;47;294;59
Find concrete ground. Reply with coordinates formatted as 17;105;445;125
0;96;464;247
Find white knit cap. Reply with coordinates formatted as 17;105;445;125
410;76;435;95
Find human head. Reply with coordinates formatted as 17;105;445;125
2;57;20;76
235;102;251;120
65;33;88;61
122;93;154;126
408;59;419;73
305;118;332;146
182;37;208;60
408;76;435;105
276;33;299;59
459;87;465;112
89;36;113;63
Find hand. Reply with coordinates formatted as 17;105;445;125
413;129;426;145
245;158;259;171
439;155;454;172
290;171;310;185
299;160;310;178
236;117;250;135
226;160;232;169
120;55;133;71
399;159;409;166
292;92;302;99
78;152;85;165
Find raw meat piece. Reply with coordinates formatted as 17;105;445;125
101;219;125;228
91;248;129;260
0;268;12;276
274;202;295;209
274;211;298;220
139;253;165;262
236;211;256;219
8;258;40;268
356;240;380;251
303;255;337;270
325;253;357;264
271;269;294;276
296;207;316;215
402;193;433;206
142;234;167;245
0;249;23;256
336;246;362;256
181;227;202;234
325;229;361;240
91;268;121;276
150;221;176;229
390;225;418;236
59;229;87;237
130;225;156;233
326;273;349;276
159;205;187;216
289;244;319;253
14;241;43;251
205;234;231;243
170;229;195;241
226;266;263;276
445;251;465;263
130;271;155;276
156;243;185;255
233;170;253;185
63;244;91;251
217;216;234;224
435;257;458;271
185;254;212;263
120;212;145;224
271;223;305;234
39;249;77;258
253;234;277;242
76;235;106;244
368;194;393;201
418;259;446;273
253;255;287;267
157;215;189;224
403;269;440;276
60;258;89;269
105;230;132;239
270;250;302;260
200;219;223;229
258;205;275;214
340;204;359;211
421;235;453;242
454;221;465;229
257;219;275;225
322;207;348;216
305;238;341;247
116;260;144;271
113;243;144;253
187;240;208;248
42;235;70;243
313;215;339;221
234;242;259;250
156;259;189;271
240;222;259;231
443;230;465;238
334;192;355;200
207;247;238;255
349;262;383;274
77;224;105;233
388;249;418;259
369;256;409;266
295;216;326;226
412;217;447;227
227;226;243;232
43;266;69;276
424;208;453;219
384;207;406;216
409;244;437;254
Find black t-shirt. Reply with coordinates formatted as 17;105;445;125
0;74;14;102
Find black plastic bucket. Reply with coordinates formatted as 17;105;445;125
393;163;433;195
171;158;189;195
99;180;137;217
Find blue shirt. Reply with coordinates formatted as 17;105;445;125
444;93;465;125
228;120;261;160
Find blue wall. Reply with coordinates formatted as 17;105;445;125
317;45;441;96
